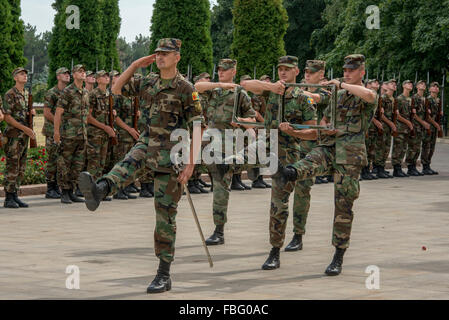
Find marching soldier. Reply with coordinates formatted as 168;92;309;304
406;80;431;176
421;82;442;175
195;59;257;246
2;67;35;208
273;54;378;276
54;64;89;204
43;67;70;199
242;56;318;268
392;80;414;177
79;38;206;293
363;79;381;180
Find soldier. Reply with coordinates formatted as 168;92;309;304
85;71;96;92
242;56;318;268
78;38;206;294
53;64;89;204
273;54;378;276
43;67;71;199
406;80;431;176
374;80;397;178
363;79;381;180
392;80;414;177
1;67;35;208
195;59;257;246
421;82;442;175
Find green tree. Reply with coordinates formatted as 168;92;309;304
24;24;51;76
101;0;121;72
231;0;288;80
0;0;14;95
149;0;213;78
8;0;27;69
211;0;234;65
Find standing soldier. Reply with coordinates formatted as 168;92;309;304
273;55;378;276
406;80;431;176
392;80;414;177
363;79;381;180
421;82;442;175
79;39;206;293
85;71;96;92
242;56;318;268
195;59;257;246
2;68;35;208
54;64;89;204
43;67;71;199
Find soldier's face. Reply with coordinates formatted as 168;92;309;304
73;70;86;81
263;78;271;83
388;82;397;91
86;76;96;84
218;68;235;82
97;75;110;85
304;70;322;84
371;82;380;90
14;71;28;84
156;51;180;70
417;83;426;91
403;83;413;91
57;72;71;84
343;67;364;84
278;66;299;83
430;86;439;94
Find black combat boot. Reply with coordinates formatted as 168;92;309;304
262;247;280;270
261;177;271;188
325;248;346;276
252;175;266;189
69;189;85;203
198;177;211;188
75;186;84;197
205;225;224;245
360;167;372;180
61;189;73;204
231;174;245;191
237;174;252;190
315;176;323;184
187;180;201;194
284;234;303;252
146;259;172;294
407;165;419;176
272;162;298;190
247;168;260;182
78;172;111;211
393;165;407;177
4;192;19;209
13;192;29;208
422;164;434;175
417;165;425;176
123;188;137;199
45;182;61;199
375;165;389;179
55;184;62;196
127;182;140;193
139;183;154;198
429;166;438;175
382;166;393;178
113;188;128;200
194;179;209;193
326;175;334;183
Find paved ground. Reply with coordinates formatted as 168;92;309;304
1;143;448;300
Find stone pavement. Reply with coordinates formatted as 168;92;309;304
0;143;448;300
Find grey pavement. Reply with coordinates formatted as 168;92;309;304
0;143;449;300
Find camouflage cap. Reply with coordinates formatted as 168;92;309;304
430;81;440;88
12;67;28;77
259;75;271;81
95;70;109;78
343;54;365;69
402;80;413;86
305;60;326;73
85;71;94;77
155;38;182;53
56;67;70;75
416;80;426;86
110;70;120;77
72;64;86;73
277;56;298;68
367;79;378;84
218;59;237;70
240;74;252;82
193;72;211;83
387;79;397;84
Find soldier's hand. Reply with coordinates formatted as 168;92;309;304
137;110;141;118
230;121;240;128
320;128;338;136
113;110;117;117
271;81;286;95
424;123;431;131
279;122;294;135
54;132;60;144
105;126;116;138
133;54;157;69
128;128;140;140
25;128;36;140
177;163;195;185
220;83;238;90
322;79;341;89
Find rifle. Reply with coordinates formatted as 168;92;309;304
375;96;384;136
437;98;443;138
133;96;139;132
426;97;443;138
108;61;118;146
410;96;416;137
423;98;433;136
393;97;398;128
28;56;37;148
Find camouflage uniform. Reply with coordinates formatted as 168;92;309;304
374;94;394;167
265;57;317;248
289;54;378;249
1;86;29;193
56;81;89;191
421;94;440;166
406;93;426;166
391;91;412;166
99;39;205;263
86;82;111;181
136;91;154;186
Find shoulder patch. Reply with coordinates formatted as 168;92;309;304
307;97;314;105
192;91;200;101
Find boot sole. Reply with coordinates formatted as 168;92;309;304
284;245;303;252
262;263;280;270
78;172;100;212
325;270;341;276
146;280;172;294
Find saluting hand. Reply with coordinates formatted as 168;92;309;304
133;54;157;69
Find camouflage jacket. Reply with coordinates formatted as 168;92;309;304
251;94;267;115
56;83;89;139
87;87;111;137
381;94;394;122
263;87;317;154
42;86;63;136
321;89;378;166
2;87;29;139
126;71;205;172
309;87;331;124
114;93;135;142
412;94;426;132
426;95;440;122
396;94;412;133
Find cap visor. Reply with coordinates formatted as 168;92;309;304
277;63;296;68
343;64;359;69
155;48;176;52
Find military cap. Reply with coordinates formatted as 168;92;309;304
277;56;298;68
72;64;86;73
367;79;378;84
110;70;120;77
56;67;70;75
259;75;271;81
343;54;365;69
305;60;326;73
218;59;237;70
402;80;413;86
12;67;28;77
155;38;182;53
387;79;397;84
95;70;109;78
416;80;426;86
240;74;252;82
193;72;211;83
85;71;94;77
430;81;440;88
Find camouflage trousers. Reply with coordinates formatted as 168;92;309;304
365;128;378;167
290;145;362;249
101;134;182;263
270;148;314;249
113;138;134;164
374;126;392;167
104;141;115;175
3;136;29;193
45;136;58;183
406;129;423;166
391;132;408;166
86;132;109;181
57;137;86;190
421;128;437;166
